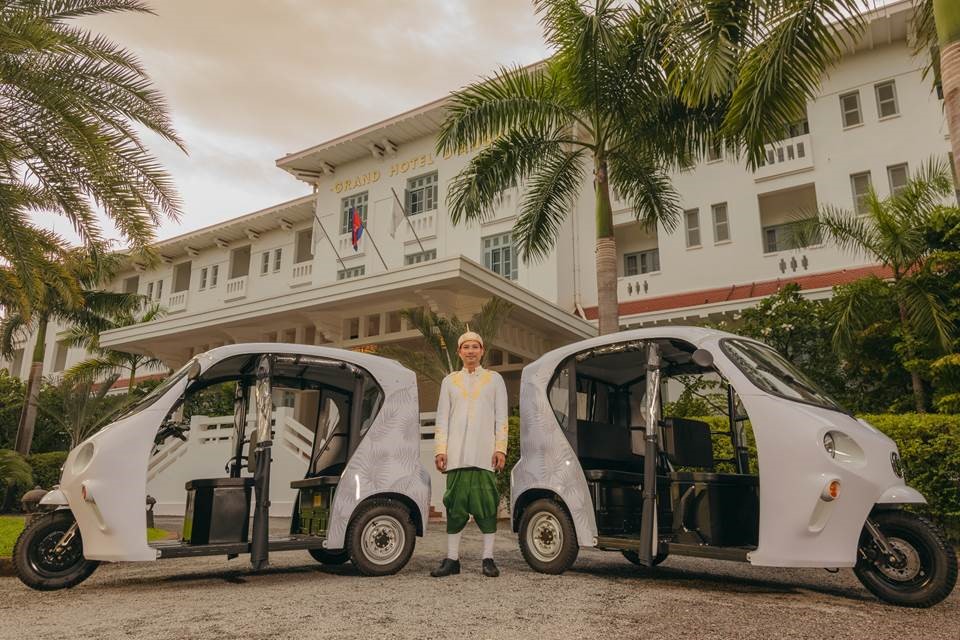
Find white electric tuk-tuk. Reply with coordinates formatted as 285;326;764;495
13;344;431;590
511;327;957;607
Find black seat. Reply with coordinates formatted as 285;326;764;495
290;475;339;489
576;419;644;473
582;469;644;484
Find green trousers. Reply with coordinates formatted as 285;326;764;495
443;467;499;534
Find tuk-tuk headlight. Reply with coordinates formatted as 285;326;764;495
823;433;836;458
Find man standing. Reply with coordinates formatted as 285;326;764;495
430;331;508;578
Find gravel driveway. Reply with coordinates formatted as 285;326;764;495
1;519;957;640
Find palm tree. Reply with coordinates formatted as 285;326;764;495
64;302;166;395
438;0;866;334
0;449;33;499
377;298;513;385
816;158;958;412
0;0;184;296
0;249;138;455
36;373;127;448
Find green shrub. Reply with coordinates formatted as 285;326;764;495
0;450;68;512
497;416;521;503
862;414;960;538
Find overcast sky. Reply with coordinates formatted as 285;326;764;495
64;1;550;244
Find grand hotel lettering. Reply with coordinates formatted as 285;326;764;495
330;139;491;194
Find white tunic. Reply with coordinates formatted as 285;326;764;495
434;366;508;472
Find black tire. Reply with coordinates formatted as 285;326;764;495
622;548;668;567
854;510;957;608
13;510;99;591
308;547;350;565
518;498;578;574
346;499;416;576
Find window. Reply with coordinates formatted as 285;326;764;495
786;119;810;138
273;248;282;272
839;91;862;128
229;245;251;279
260;251;270;275
173;261;191;293
404;249;437;265
199;268;208;290
295;228;313;263
763;220;820;253
711;202;730;242
482;232;518;280
123;276;140;294
210;265;219;288
341;192;369;234
53;341;69;372
875;80;899;119
850;171;873;214
887;163;909;196
406;172;438;216
684;208;701;247
623;249;660;276
337;265;365;280
146;281;153;299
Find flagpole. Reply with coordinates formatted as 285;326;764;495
312;205;347;272
361;219;389;271
391;187;426;254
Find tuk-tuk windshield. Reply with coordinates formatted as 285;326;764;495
115;357;198;420
720;339;845;413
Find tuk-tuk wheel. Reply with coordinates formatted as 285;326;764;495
308;548;350;565
622;549;668;568
854;510;957;608
518;498;578;574
13;510;100;591
346;498;416;576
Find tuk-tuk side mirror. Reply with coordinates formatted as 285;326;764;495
692;349;714;368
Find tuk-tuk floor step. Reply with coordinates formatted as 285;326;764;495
151;535;327;559
596;536;754;563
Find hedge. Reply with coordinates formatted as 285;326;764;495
0;451;68;512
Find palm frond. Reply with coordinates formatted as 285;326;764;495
514;147;587;261
895;274;955;352
0;449;33;488
817;203;883;261
608;150;681;231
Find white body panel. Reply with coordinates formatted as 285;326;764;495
56;343;428;562
512;327;923;567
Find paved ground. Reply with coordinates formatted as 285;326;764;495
1;518;957;640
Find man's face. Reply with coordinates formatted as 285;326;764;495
458;340;484;368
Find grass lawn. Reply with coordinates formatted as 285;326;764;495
0;515;170;557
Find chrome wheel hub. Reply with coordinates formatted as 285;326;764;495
527;512;563;562
361;516;404;565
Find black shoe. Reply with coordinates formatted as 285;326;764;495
430;558;460;577
482;558;500;577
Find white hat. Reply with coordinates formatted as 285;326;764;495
457;331;484;349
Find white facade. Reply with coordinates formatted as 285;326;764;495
2;2;948;391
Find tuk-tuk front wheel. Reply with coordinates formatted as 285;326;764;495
13;510;99;591
854;510;957;608
518;498;578;574
346;498;416;576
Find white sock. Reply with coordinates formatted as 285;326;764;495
447;532;462;561
482;533;495;560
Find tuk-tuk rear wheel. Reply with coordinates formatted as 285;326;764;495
13;510;99;591
518;498;578;574
854;510;957;608
346;498;416;576
308;547;350;565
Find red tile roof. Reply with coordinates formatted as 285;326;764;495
582;264;891;320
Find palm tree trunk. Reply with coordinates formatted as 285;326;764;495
936;0;960;184
594;156;619;335
897;300;927;413
14;315;48;455
127;361;137;395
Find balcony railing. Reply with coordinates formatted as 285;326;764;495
167;291;188;313
399;210;437;241
224;275;247;301
618;273;658;302
754;134;813;181
291;261;313;287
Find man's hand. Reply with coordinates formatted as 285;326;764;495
435;454;447;472
492;451;506;472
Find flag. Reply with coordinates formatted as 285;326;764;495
351;208;364;251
